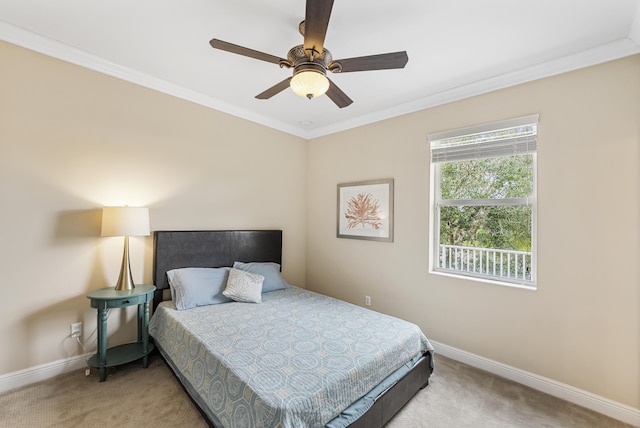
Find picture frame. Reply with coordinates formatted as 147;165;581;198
337;178;394;242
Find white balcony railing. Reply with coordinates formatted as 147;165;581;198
439;244;532;282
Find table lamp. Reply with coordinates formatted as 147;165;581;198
101;206;150;290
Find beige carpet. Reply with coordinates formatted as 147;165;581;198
0;353;632;428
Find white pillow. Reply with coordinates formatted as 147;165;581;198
223;268;264;303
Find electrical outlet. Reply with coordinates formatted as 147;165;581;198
70;322;82;338
365;296;371;307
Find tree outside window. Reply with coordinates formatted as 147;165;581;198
429;116;537;287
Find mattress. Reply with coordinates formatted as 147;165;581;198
149;286;433;427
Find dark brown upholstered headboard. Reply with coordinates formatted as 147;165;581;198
152;230;283;308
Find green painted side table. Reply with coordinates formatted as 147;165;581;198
86;284;156;382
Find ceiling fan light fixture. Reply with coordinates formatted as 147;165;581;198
290;70;329;100
209;1;407;108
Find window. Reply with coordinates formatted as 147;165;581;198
429;115;538;288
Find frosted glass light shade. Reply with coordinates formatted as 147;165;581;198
290;71;329;99
101;206;150;237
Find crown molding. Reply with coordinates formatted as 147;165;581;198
2;19;639;140
305;38;640;139
0;20;305;138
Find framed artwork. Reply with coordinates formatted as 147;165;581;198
337;178;394;242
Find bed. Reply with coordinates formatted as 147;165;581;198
149;230;434;427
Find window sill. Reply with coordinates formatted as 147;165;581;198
430;268;537;291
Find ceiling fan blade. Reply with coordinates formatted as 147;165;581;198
326;78;353;108
330;51;408;73
255;77;293;99
303;0;334;58
210;39;285;65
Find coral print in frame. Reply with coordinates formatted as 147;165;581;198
337;179;394;242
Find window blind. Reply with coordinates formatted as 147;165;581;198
429;114;538;163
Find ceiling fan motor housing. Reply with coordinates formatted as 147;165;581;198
287;45;331;73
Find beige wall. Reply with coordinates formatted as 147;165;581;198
0;42;307;374
2;39;639;410
307;55;640;408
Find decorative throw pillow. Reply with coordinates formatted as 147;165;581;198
232;261;289;293
166;267;232;310
223;268;264;303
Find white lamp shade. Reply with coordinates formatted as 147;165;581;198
101;206;150;237
290;71;329;99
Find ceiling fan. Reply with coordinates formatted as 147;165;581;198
209;0;408;108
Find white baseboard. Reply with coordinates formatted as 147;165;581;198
0;353;91;393
1;345;638;426
431;340;640;427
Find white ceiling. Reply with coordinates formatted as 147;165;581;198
1;0;639;139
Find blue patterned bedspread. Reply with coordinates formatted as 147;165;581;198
149;286;433;428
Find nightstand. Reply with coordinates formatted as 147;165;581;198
86;284;156;382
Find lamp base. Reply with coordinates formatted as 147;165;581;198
114;236;136;291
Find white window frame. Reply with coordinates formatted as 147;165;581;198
428;115;538;289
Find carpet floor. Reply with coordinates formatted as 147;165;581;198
0;353;632;427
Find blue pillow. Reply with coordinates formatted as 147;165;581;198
232;261;289;293
166;267;232;310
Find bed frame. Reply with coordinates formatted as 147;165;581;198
152;230;432;427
